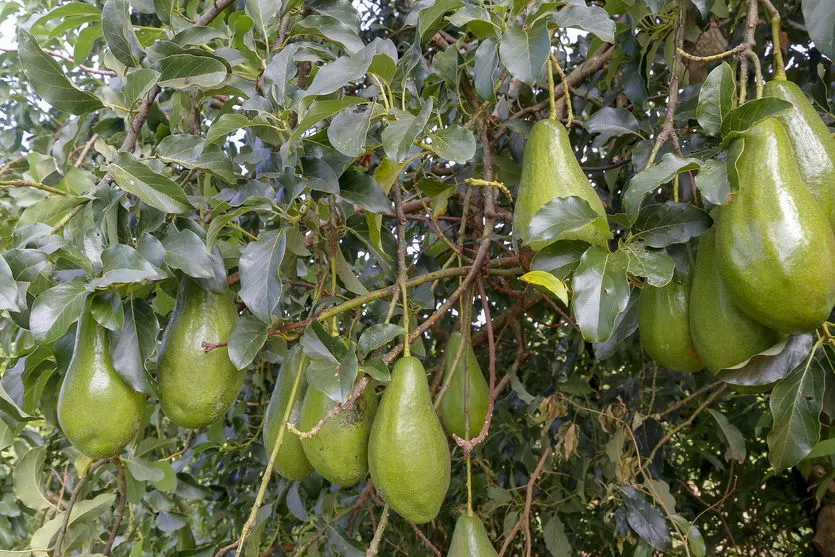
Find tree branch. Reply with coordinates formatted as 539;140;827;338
53;459;109;557
102;458;126;556
497;447;552;557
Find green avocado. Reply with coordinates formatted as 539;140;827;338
513;119;610;250
447;514;498;557
158;278;243;429
299;382;377;486
716;118;835;333
263;347;313;481
764;79;835;229
57;306;145;458
368;356;451;524
689;229;780;371
637;279;704;373
438;332;489;440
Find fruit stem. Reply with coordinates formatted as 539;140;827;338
466;455;474;516
758;0;787;80
232;354;307;557
366;503;390;557
547;57;557;120
550;53;574;125
393;181;411;357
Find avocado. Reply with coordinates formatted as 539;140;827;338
764;79;835;229
57;306;145;458
438;332;489;440
158;278;243;429
299;382;377;486
263;346;313;481
689;229;780;371
637;279;704;373
716;118;835;333
513;119;610;250
447;514;498;557
368;357;450;524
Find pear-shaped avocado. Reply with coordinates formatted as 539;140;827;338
299;382;377;486
447;514;498;557
513;119;610;251
764;79;835;229
690;229;781;371
57;307;145;458
439;332;489;440
368;357;450;524
264;347;312;480
637;279;703;373
158;278;243;429
716;118;835;333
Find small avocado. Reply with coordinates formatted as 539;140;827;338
638;279;704;373
368;357;450;524
438;332;489;440
447;514;499;557
57;306;145;458
263;346;312;481
157;278;243;429
299;382;377;486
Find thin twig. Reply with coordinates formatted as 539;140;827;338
53;459;109;557
0;179;68;196
497;447;552;557
365;504;390;557
102;458;126;556
409;521;442;557
0;47;117;76
656;380;724;419
74;133;99;168
738;0;761;104
286;376;370;438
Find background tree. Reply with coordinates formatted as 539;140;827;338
0;0;833;555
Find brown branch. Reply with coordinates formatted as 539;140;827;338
74;133;99;168
0;153;27;176
53;459;109;557
286;376;370;439
409;521;442;557
214;541;238;557
102;458;126;556
656;379;724;419
0;179;67;195
738;0;761;104
497;447;552;557
195;0;236;26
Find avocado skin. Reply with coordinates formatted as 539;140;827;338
263;347;312;481
439;332;489;440
716;118;835;333
368;356;451;524
690;229;781;371
158;278;243;429
513;119;610;250
57;308;145;458
447;514;499;557
764;79;835;229
638;280;704;373
299;383;377;486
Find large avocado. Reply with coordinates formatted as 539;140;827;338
716;118;835;333
57;306;145;458
637;279;704;373
158;278;243;429
513;119;610;250
764;79;835;229
438;332;489;440
368;357;450;524
690;229;781;371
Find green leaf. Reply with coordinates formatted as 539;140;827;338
694;158;730;205
519;271;569;305
696;62;734;136
34;2;101;26
584;107;641;146
157;134;236;182
543;512;572;557
126;457;165;483
530;241;587;280
239;229;286;323
246;0;282;40
306;51;372;97
474;38;500;101
632;202;712;248
110;298;157;394
417;0;464;38
382;100;434;162
622;154;701;223
90;292;124;331
290;97;367;141
290;15;363;54
0;255;25;312
803;0;835;59
29;493;115;555
205;113;281;145
571;246;630;343
357;324;405;359
157;54;228;89
29;281;89;343
102;0;140;67
228;315;268;370
172;26;227;47
499;21;550;85
527;196;607;248
552;2;615;43
17;28;103;114
428;125;476;164
717;334;813;390
622;243;675;287
13;446;50;511
107;152;191;214
16;196;86;229
670;515;706;557
720;98;792;142
767;349;826;470
123;68;160;106
162;229;216;279
621;486;671;551
90;244;164;288
805;438;835;460
327;105;372;157
338;171;392;214
707;409;746;463
301;324;359;403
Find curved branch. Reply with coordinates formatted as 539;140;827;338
53;459;109;557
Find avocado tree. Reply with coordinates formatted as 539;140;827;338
0;0;834;555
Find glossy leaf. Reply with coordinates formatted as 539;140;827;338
696;63;734;136
623;154;701;223
571;246;630;343
228;315;268;370
239;229;286;323
108;153;191;214
499;22;550;85
29;281;89;343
